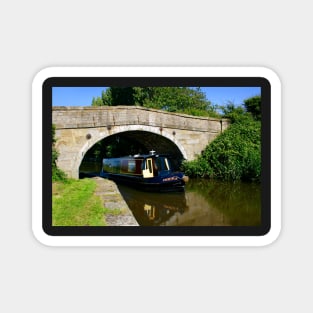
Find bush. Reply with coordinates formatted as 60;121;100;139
182;115;261;182
52;124;67;182
182;159;213;178
52;165;67;182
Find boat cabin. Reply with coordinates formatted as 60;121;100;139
100;151;188;191
102;154;172;179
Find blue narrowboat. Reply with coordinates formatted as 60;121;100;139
100;151;188;192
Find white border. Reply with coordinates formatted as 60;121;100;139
32;67;281;247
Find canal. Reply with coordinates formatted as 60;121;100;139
80;162;261;227
117;179;261;226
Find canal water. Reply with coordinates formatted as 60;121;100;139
80;162;261;227
117;179;261;226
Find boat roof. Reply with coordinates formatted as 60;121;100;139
103;153;170;160
132;153;169;159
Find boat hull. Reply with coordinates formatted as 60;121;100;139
100;172;186;192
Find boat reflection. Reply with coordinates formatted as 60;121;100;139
117;179;261;227
117;184;187;226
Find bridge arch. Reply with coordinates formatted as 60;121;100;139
76;125;188;177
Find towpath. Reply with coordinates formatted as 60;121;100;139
92;177;139;226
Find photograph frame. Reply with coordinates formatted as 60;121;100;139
32;66;281;246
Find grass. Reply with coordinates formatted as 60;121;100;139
52;178;109;226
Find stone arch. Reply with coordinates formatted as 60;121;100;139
74;125;188;178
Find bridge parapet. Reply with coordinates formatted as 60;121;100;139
53;106;229;133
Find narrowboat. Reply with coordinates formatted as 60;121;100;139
100;151;189;192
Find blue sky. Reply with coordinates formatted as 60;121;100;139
52;86;261;107
200;87;260;106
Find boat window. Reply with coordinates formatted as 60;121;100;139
120;159;143;175
102;158;143;175
154;157;171;171
147;159;153;173
128;160;136;172
103;158;120;173
164;158;170;170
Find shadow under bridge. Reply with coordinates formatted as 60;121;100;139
80;130;186;176
110;130;184;159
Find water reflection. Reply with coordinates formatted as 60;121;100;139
117;184;186;226
79;161;261;226
117;179;261;226
186;179;261;226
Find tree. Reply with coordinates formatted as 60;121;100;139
109;87;135;105
93;87;219;117
102;89;111;105
91;96;104;106
243;95;261;121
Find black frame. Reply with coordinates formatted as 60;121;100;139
43;77;271;236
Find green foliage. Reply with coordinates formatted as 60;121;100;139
91;96;104;106
52;123;56;145
52;165;67;182
243;95;261;121
142;87;212;113
52;124;67;182
132;87;154;105
102;89;112;105
183;98;261;182
93;87;220;118
110;87;136;105
182;159;213;178
219;101;247;123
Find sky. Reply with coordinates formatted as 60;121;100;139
52;86;261;107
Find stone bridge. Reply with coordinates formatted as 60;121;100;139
53;106;230;178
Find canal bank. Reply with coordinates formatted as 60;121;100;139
92;177;139;226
